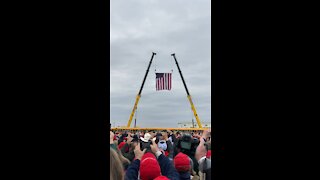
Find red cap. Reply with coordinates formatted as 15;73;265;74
140;152;161;180
174;152;191;172
154;176;170;180
206;150;212;158
118;142;126;150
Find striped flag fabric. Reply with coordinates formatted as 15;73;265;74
156;73;172;91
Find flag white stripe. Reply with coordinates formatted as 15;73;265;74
165;73;167;89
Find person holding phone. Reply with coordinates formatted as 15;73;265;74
139;133;153;153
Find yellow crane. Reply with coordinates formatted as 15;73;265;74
171;53;202;128
127;52;156;127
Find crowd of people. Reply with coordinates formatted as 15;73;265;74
110;129;211;180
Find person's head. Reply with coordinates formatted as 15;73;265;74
158;140;167;151
174;152;191;172
140;152;161;180
140;133;152;142
132;134;139;141
131;135;139;148
110;148;124;180
160;132;167;140
176;131;181;138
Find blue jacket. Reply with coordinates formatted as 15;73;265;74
157;154;180;180
178;172;191;180
125;159;140;180
125;154;180;180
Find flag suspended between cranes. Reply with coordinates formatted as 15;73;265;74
156;73;172;91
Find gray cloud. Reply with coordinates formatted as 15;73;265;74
111;0;211;128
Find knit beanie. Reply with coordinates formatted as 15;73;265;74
174;152;191;172
140;152;161;180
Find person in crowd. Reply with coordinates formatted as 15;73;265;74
175;132;200;174
125;140;180;180
114;146;131;170
173;152;200;180
121;133;139;162
171;131;181;157
118;131;128;145
195;130;211;180
156;131;174;161
110;148;125;180
139;131;145;138
110;131;117;150
174;152;191;180
188;156;200;180
140;132;153;142
139;132;154;154
110;131;131;170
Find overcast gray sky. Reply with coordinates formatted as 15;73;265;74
110;0;211;128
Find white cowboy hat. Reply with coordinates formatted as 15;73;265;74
140;133;152;142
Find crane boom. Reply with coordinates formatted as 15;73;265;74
171;53;203;128
127;52;156;127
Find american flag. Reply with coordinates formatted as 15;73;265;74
156;73;172;91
